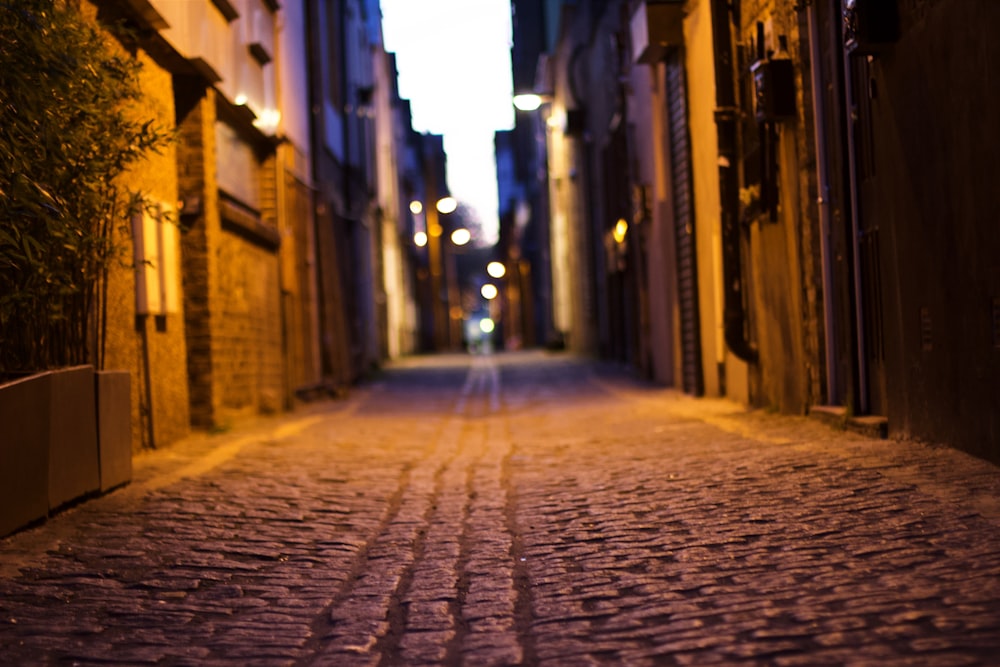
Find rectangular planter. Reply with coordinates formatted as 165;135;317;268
47;365;100;511
0;365;128;537
0;372;52;537
96;370;132;491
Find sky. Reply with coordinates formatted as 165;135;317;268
380;0;515;244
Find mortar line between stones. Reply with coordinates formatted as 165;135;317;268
296;458;414;665
501;407;537;665
375;435;461;666
299;384;466;665
373;365;478;665
440;420;480;667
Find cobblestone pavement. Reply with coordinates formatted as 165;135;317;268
3;352;1000;666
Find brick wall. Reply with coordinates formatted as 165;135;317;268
178;92;218;428
280;167;322;398
215;226;284;418
179;89;286;427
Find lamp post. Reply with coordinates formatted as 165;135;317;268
509;88;554;350
441;213;469;352
425;194;455;352
421;183;467;352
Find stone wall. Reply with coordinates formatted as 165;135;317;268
736;0;824;414
178;92;218;429
178;89;286;427
215;225;283;418
88;2;190;451
868;0;1000;460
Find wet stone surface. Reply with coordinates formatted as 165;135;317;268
2;352;1000;665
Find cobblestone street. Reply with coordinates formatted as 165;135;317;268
3;352;1000;666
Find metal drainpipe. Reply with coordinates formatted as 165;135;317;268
807;3;839;405
710;0;757;363
840;14;869;415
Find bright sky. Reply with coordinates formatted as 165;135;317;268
380;0;515;244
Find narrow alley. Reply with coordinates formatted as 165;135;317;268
2;352;1000;666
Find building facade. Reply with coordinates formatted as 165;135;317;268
77;0;422;445
517;0;1000;462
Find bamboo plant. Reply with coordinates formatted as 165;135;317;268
0;0;170;377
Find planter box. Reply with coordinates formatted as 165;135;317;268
0;365;132;537
96;370;132;491
47;365;100;511
0;372;52;537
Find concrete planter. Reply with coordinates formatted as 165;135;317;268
0;371;52;537
0;366;132;537
47;365;100;511
96;370;132;492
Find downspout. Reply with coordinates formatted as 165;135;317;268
807;3;838;404
273;9;292;408
709;0;757;363
340;3;361;378
841;22;869;415
303;0;332;381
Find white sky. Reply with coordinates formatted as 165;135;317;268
380;0;515;244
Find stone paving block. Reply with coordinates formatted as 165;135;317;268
462;642;524;666
398;628;455;662
405;599;453;631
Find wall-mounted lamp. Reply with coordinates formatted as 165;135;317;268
513;93;546;111
436;197;458;214
513;91;555;112
486;261;506;279
253;108;282;135
613;218;629;245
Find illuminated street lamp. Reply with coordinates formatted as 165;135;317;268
513;93;544;111
413;231;428;247
409;200;423;215
481;283;498;300
450;228;471;246
436;196;458;214
486;261;506;279
613;218;628;245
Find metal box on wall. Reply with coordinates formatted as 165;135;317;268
751;56;796;122
843;0;900;55
630;1;685;65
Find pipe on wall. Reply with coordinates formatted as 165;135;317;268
709;0;757;363
807;2;839;405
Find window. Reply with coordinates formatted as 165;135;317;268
133;204;181;316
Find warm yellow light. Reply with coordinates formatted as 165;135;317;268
481;284;498;300
513;94;543;111
486;261;506;279
413;231;428;247
234;93;248;106
479;318;496;334
436;196;458;214
451;228;471;246
613;218;628;245
252;109;281;134
409;200;423;215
